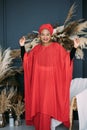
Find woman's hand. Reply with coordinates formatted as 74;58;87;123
73;37;80;48
19;36;26;46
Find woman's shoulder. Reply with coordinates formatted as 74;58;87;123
52;42;63;48
31;43;41;51
27;43;41;55
53;42;67;53
24;44;40;58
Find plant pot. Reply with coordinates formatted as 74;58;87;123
0;113;6;127
15;116;22;126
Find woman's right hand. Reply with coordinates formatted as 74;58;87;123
19;36;26;46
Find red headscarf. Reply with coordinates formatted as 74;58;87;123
39;23;53;35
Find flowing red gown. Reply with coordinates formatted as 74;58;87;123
23;42;73;128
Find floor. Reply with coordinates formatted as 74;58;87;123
0;120;79;130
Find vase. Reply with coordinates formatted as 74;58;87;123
15;116;22;126
0;113;6;127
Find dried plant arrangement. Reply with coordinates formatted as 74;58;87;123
0;87;17;114
0;47;13;83
10;3;87;60
51;3;87;59
0;46;22;87
13;99;25;121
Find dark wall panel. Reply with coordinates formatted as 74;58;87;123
73;59;83;78
5;0;70;49
83;0;87;19
0;0;3;46
0;0;82;49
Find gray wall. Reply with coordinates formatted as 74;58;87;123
0;0;82;49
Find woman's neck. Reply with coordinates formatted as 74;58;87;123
41;42;52;46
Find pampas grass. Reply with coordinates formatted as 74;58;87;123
0;48;13;84
52;3;87;59
0;47;13;82
13;99;25;120
0;87;17;114
64;2;77;26
0;46;23;85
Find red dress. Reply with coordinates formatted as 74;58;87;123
23;42;73;128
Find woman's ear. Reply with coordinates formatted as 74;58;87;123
37;35;41;43
38;34;40;38
38;34;41;40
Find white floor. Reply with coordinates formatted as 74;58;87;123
0;120;79;130
56;120;79;130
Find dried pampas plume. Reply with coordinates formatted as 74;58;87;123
0;87;17;113
64;2;77;26
0;46;22;86
13;99;25;120
0;47;13;83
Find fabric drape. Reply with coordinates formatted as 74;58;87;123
23;42;73;128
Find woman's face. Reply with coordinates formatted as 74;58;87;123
39;29;51;44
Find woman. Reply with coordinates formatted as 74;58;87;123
19;23;79;130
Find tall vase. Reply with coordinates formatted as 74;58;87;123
0;113;6;127
15;116;21;126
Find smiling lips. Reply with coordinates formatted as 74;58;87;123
43;38;49;42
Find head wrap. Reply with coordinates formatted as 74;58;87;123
39;23;53;35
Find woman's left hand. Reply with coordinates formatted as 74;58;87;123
73;37;80;48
